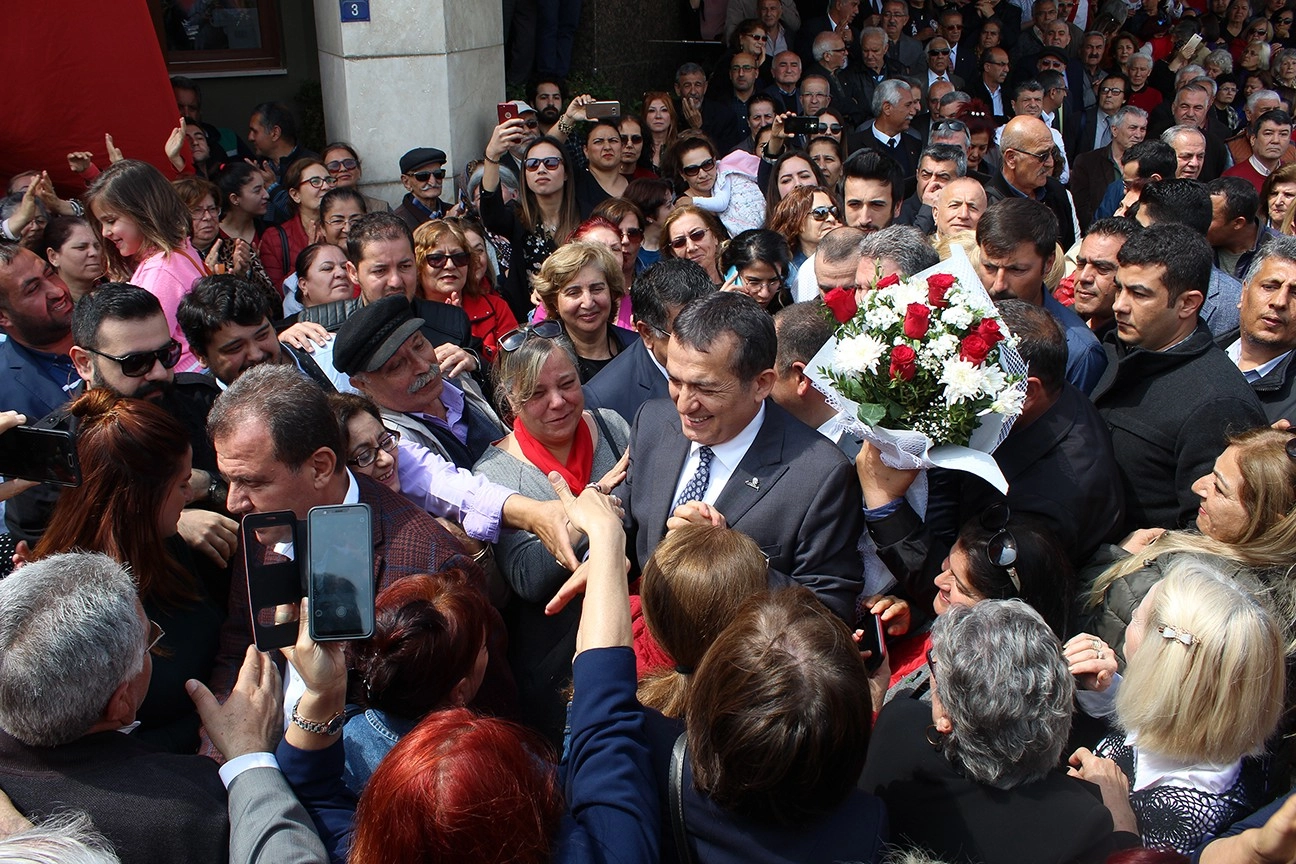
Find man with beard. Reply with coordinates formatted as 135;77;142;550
528;78;566;137
1072;217;1138;340
6;284;235;567
1219;235;1296;423
0;243;76;421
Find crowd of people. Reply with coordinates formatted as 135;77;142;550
8;0;1296;860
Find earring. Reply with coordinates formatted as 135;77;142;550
926;724;945;749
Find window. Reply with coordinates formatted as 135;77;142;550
151;0;284;74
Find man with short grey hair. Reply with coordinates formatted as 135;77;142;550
1163;124;1208;179
857;224;940;283
858;78;921;174
1220;234;1296;422
1071;103;1147;229
897;144;967;231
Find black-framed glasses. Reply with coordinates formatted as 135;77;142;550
84;340;182;378
147;619;166;656
1099;85;1126;95
407;169;446;182
189;205;220;220
809;204;839;221
669;226;710;249
681;157;717;177
621;226;645;240
1008;146;1054;163
928;47;952;55
301;175;339;190
620;133;644;144
348;429;400;468
425;251;471;269
524;156;563;172
980;502;1021;594
731;64;757;72
500;319;563;352
326;157;359;172
522;118;540;129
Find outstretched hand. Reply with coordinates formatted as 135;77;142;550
186;645;283;760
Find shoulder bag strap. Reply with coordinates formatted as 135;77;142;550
589;408;616;452
669;731;697;864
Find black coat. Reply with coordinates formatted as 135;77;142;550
986;170;1078;250
583;339;669;425
1091;321;1268;531
1215;327;1296;424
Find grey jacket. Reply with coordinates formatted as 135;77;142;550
228;766;327;864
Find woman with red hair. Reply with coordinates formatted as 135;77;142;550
274;476;657;864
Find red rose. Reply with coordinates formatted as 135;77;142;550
876;273;901;289
903;302;931;339
960;333;991;364
977;318;1005;347
926;273;955;307
822;286;858;323
889;344;917;380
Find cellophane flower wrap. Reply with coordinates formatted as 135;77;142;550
807;247;1029;600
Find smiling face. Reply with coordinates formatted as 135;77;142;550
420;236;470;301
321;198;365;247
354;331;445;415
232;174;269;218
323;146;363;187
679;145;717;196
734;260;784;306
1191;445;1251;542
91;200;147;259
0;247;74;348
514;349;585;449
800;190;841;245
401;161;445;207
199;316;286;386
301;245;354;307
773;52;802;86
667;333;773;446
346;411;400;491
556;263;613;341
933;542;983;615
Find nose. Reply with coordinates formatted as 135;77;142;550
144;356;170;383
226;485;251;515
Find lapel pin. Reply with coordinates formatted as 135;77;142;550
745;477;760;490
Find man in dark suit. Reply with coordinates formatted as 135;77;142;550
986;115;1079;250
674;63;745;157
965;47;1012;118
880;0;924;73
0;552;229;864
585;259;715;423
0;243;76;421
1218;236;1296;424
620;292;864;621
1070;104;1148;230
798;0;861;66
843;26;901;120
938;8;979;83
852;79;922;176
1073;72;1131;159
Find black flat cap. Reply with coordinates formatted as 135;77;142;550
399;147;447;174
334;296;425;375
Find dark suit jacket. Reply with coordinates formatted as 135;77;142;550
1215;327;1296;424
583;340;669;424
0;338;75;423
986;170;1077;249
620;398;864;621
1069;145;1120;230
852;121;924;176
0;727;229;864
964;77;1011;119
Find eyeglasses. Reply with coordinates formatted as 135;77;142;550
524;156;563;171
1008;146;1054;162
326;157;359;172
146;619;166;656
500;319;563;352
348;429;401;468
681;157;717;177
821;122;844;133
928;47;952;55
669;226;710;249
980;502;1021;594
620;226;645;240
731;64;757;72
809;204;839;221
301;175;340;189
747;32;768;41
1099;86;1126;95
84;340;183;378
189;205;220;220
325;214;364;228
621;133;643;144
425;251;470;269
824;47;846;55
407;169;446;183
1157;623;1198;647
522;118;540;129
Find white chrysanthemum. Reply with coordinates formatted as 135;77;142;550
833;333;887;375
990;385;1027;416
887;279;929;310
979;364;1007;393
939;358;984;404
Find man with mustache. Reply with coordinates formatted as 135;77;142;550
0;243;76;422
529;78;566;137
334;295;504;470
1218;235;1296;423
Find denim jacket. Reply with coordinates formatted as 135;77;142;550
341;708;417;797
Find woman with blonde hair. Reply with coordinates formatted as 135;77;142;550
661;204;729;283
413;219;518;363
85;160;210;371
635;525;768;718
1073;557;1285;853
1084;426;1296;664
531;240;637;382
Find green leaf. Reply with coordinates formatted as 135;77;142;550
857;402;887;427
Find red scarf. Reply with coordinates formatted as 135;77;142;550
513;413;594;490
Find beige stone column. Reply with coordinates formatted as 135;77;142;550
313;0;504;204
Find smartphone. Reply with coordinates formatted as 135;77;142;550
0;425;80;487
586;100;621;119
243;510;304;652
858;613;887;672
498;102;519;125
784;115;822;135
724;265;743;286
1182;33;1203;56
307;504;375;641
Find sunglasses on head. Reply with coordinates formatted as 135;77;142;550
500;319;563;352
621;133;644;144
425;251;470;269
524;156;563;171
810;204;839;221
980;502;1021;594
85;340;183;378
326;158;359;172
669;226;710;249
681;157;716;177
407;169;446;183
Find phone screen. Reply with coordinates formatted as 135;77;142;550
244;510;304;652
0;426;81;487
307;504;375;641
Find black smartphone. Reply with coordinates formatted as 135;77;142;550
859;613;887;672
0;425;81;487
783;115;822;135
307;504;375;641
243;510;304;652
587;100;621;119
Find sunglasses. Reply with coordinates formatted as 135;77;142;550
301;175;340;189
84;340;182;378
326;157;359;172
621;226;645;240
425;251;470;269
821;122;844;133
681;157;716;177
747;32;768;41
810;205;839;221
524;156;563;171
522;118;540;128
407;169;446;182
980;502;1021;594
500;319;563;352
928;48;952;55
620;133;644;144
669;226;710;249
348;429;401;469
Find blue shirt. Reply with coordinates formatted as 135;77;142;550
1044;291;1108;395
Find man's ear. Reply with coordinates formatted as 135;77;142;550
70;346;95;383
308;445;338;488
99;677;138;730
348;374;367;393
346;260;360;286
753;367;779;401
1177;288;1205;319
792;360;812;395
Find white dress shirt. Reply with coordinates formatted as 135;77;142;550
669;403;766;508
